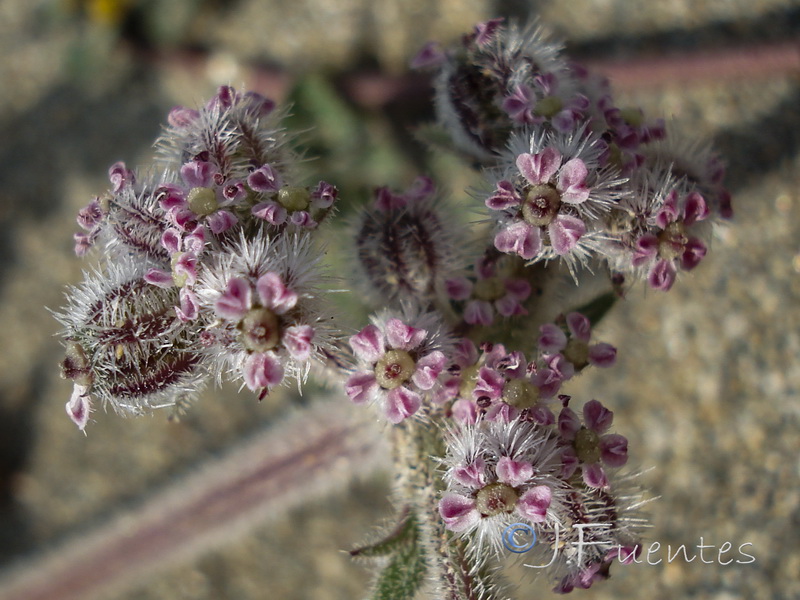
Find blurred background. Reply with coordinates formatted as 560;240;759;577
0;0;798;598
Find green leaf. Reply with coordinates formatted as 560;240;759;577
370;537;427;600
350;506;415;558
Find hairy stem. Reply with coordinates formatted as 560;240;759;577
0;400;385;600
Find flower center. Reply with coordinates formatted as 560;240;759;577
374;349;416;389
657;221;688;260
240;307;280;352
522;184;561;227
574;426;601;464
277;187;311;211
186;187;219;216
473;277;506;301
476;482;519;517
502;378;539;408
563;338;589;370
534;96;563;118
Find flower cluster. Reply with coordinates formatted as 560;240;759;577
59;86;338;429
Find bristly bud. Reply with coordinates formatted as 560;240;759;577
352;177;467;308
55;260;208;420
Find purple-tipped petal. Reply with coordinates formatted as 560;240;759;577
251;200;288;225
247;164;282;192
453;458;486;489
385;387;421;423
256;272;297;314
517;147;561;185
682;191;709;226
557;158;590;204
539;323;567;352
655;190;679;229
502;85;536;124
345;372;377;404
485;402;519;423
410;41;446;69
486;180;523;210
108;162;134;192
168;106;199;128
560;447;579;478
290;211;317;228
173;252;197;287
648;259;677;291
243;352;284;391
496;457;534;487
144;268;174;289
66;384;92;432
494;295;523;318
451;398;479;425
473;17;504;46
517;485;552;522
632;234;659;266
411;351;446;390
161;229;181;254
494;222;541;260
548;215;586;255
681;238;707;270
504;278;531;300
599;433;629;467
206;210;237;234
558;407;581;440
474;367;505;400
464;300;494;325
439;493;479;532
310;181;337;208
176;288;199;322
588;343;617;368
385;318;427;351
583;399;614;433
566;312;592;342
180;160;214;188
582;462;609;488
284;325;315;361
349;324;385;364
215;277;252;320
445;277;473;300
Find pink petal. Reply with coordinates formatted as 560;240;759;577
453;458;486;489
411;350;446;390
557;158;590;204
176;288;199;322
183;225;206;254
681;238;707;270
284;325;315;361
311;181;337;208
474;367;505;400
221;181;247;205
345;372;377;404
682;191;709;226
439;493;479;532
485;402;519;423
560;448;579;478
473;17;504;46
256;272;297;314
632;234;659;266
548;215;586;255
66;384;92;432
349;324;385;363
565;312;591;342
502;85;535;124
496;457;534;487
588;343;617;368
108;161;134;192
180;161;213;188
385;387;421;423
516;147;561;186
494;222;541;260
516;485;552;522
445;277;473;300
464;300;494;325
504;278;531;301
168;106;199;128
384;318;427;351
539;323;567;352
451;398;479;425
247;164;282;192
410;41;445;69
251;200;287;225
648;259;677;291
215;277;252;320
173;252;197;287
655;190;679;229
243;352;284;391
558;407;581;440
583;399;613;433
206;210;237;234
290;211;317;228
494;295;523;318
144;268;174;289
582;462;609;488
486;180;523;210
599;434;629;467
160;229;181;254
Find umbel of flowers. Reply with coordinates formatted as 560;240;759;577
56;15;732;600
